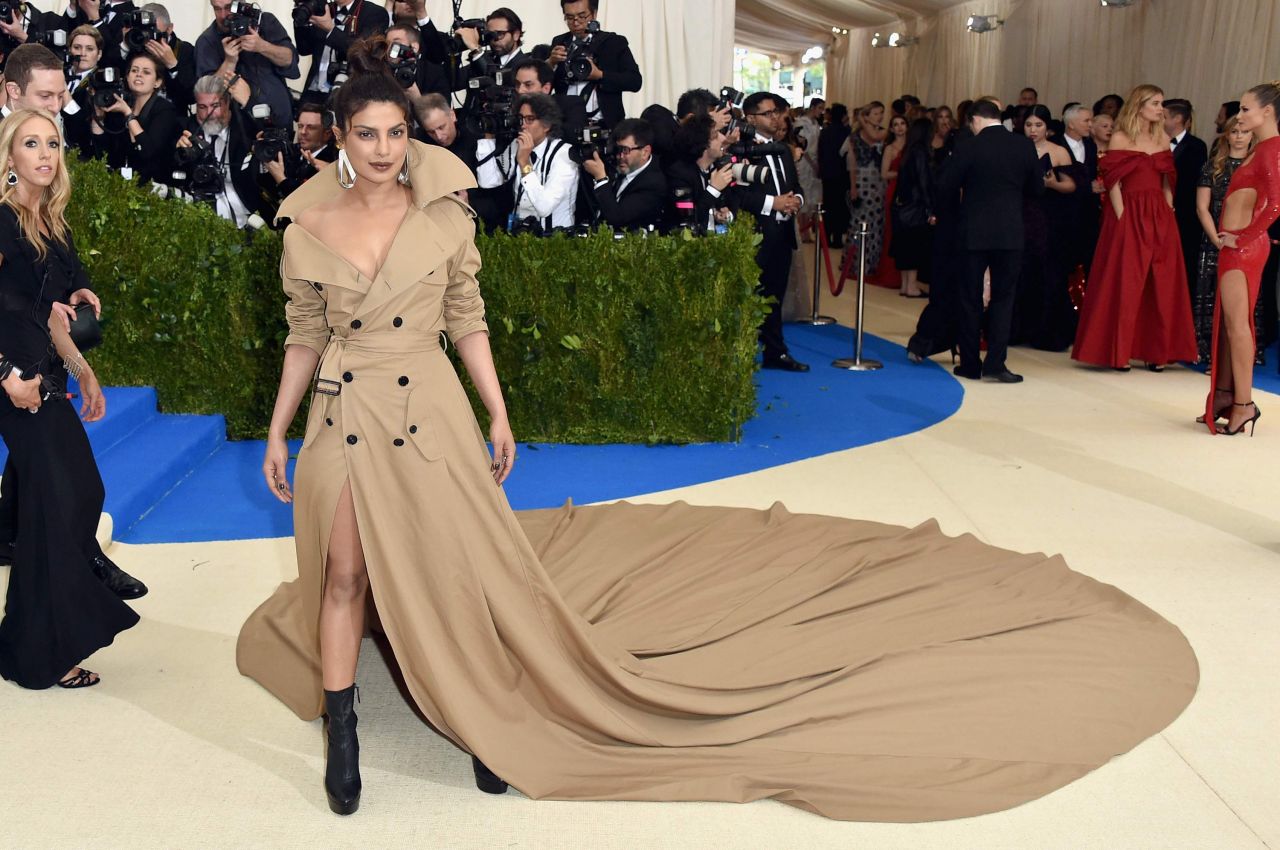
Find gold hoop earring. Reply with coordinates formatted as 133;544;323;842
337;148;356;190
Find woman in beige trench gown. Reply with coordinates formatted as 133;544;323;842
238;43;1200;821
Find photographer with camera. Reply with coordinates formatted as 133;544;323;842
295;0;388;101
580;116;665;231
385;20;447;99
173;71;261;226
512;57;586;142
450;7;523;106
115;5;195;113
196;0;300;129
0;0;40;55
665;112;735;234
415;91;508;232
87;50;181;185
476;92;577;232
739;91;807;372
61;24;104;151
550;0;640;131
262;100;336;208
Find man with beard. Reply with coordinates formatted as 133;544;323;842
175;73;261;226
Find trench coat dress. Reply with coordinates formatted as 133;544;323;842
235;141;1199;822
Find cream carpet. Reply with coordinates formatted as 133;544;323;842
1;271;1276;850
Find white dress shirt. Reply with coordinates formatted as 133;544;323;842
1064;133;1086;165
207;126;251;227
564;36;601;120
594;156;651;198
1171;130;1187;152
476;136;579;228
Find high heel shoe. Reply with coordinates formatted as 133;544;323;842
472;755;509;795
324;684;362;815
1220;402;1262;436
1196;387;1233;424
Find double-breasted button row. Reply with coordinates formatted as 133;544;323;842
351;320;362;330
346;434;358;445
398;376;409;386
392;317;403;327
343;372;353;383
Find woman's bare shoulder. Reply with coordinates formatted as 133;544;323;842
293;197;346;239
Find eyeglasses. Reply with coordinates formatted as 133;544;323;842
748;107;784;118
519;114;539;125
614;144;645;157
563;12;593;22
488;29;509;37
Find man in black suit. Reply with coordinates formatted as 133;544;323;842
451;7;525;108
176;73;263;226
295;0;389;102
416;93;511;234
581;117;666;231
549;0;641;130
939;98;1044;383
513;58;587;142
664;112;736;233
738;91;807;372
386;21;449;99
1059;103;1101;275
1164;99;1208;295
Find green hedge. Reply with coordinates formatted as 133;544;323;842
67;158;767;443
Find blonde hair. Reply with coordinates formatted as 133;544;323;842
0;109;72;262
1212;115;1255;181
69;23;103;51
1117;84;1165;142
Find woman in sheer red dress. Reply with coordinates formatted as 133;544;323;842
1072;85;1197;371
879;114;908;291
1200;82;1280;435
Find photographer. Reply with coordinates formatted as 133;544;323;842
549;0;640;130
451;7;523;104
295;0;389;101
262;101;335;206
63;25;104;151
665;112;735;234
196;0;300;129
476;92;577;232
512;57;586;141
415;92;508;233
581;117;665;231
387;0;447;64
174;72;260;226
88;50;182;185
386;21;447;99
120;4;196;113
740;91;807;372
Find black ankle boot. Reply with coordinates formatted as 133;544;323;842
324;685;361;815
472;755;508;795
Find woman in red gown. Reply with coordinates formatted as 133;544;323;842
1072;85;1197;371
878;114;908;291
1202;82;1280;435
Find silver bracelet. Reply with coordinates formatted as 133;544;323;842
65;356;86;380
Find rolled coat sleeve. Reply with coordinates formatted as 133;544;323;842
440;201;488;342
282;258;330;356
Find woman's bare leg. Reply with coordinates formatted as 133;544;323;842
320;480;367;690
1219;271;1256;432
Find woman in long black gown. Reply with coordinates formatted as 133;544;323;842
0;109;138;690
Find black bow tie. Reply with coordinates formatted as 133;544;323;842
1172;136;1182;147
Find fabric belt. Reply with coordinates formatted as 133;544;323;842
314;330;444;395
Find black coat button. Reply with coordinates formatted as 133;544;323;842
347;434;358;445
351;320;362;330
313;283;323;291
394;438;405;446
409;425;418;434
398;376;409;386
325;418;333;426
392;317;403;327
342;372;353;383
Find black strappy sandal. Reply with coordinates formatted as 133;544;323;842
57;668;100;689
1197;387;1233;424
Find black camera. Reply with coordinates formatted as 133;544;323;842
387;42;419;90
254;127;294;165
37;27;69;59
563;21;601;83
87;67;125;110
292;0;326;28
122;9;159;50
463;74;519;140
569;123;611;165
0;1;16;22
719;139;788;187
509;216;546;237
719;87;746;111
226;1;262;37
445;17;491;55
327;60;350;90
173;135;223;201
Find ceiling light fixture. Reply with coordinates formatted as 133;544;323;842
1100;0;1136;6
872;31;917;48
966;14;1003;33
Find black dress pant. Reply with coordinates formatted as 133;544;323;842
756;222;795;362
958;248;1023;375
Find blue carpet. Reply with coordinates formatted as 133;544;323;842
120;324;964;544
1187;339;1280;396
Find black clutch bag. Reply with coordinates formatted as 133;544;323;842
68;302;102;352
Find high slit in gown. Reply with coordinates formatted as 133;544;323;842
237;141;1200;822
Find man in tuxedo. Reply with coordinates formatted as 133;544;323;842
416;93;510;233
939;98;1044;383
739;91;807;372
581;117;666;231
664;112;736;233
1059;104;1100;275
385;21;449;99
295;0;389;102
176;73;262;227
262;101;338;216
451;8;524;101
513;58;586;142
549;0;641;131
1164;99;1208;294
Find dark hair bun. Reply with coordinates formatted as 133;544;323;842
346;34;395;80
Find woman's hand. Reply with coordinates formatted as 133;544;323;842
70;287;102;319
79;367;106;422
104;94;131;115
1219;232;1239;250
489;417;516;486
263;437;293;503
3;372;43;413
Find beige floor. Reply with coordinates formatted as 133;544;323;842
2;266;1277;850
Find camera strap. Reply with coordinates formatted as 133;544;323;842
513;139;567;230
